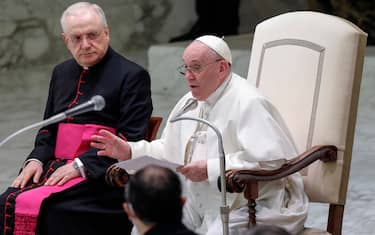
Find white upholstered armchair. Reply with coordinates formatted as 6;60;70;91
224;11;367;235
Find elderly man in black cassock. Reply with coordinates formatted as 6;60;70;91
0;2;152;235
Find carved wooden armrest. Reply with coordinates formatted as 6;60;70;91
226;145;337;192
105;164;129;187
223;145;337;226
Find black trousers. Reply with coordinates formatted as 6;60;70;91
195;0;240;36
169;0;240;42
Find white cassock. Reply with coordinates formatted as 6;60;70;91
129;73;308;235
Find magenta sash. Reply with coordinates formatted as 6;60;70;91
55;123;115;159
13;123;115;235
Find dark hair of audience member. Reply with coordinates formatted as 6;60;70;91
247;225;291;235
125;165;182;225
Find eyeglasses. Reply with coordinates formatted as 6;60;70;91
68;30;103;45
177;59;222;75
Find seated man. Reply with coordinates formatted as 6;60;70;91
124;165;197;235
91;35;308;234
0;2;152;235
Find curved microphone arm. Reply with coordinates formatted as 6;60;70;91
0;95;105;148
170;116;229;235
0;113;66;148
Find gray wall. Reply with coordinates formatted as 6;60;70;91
0;0;309;70
0;0;174;69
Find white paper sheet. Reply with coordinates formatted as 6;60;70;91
115;155;182;174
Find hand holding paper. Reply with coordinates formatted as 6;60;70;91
176;160;208;182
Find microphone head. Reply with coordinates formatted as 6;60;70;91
91;95;106;111
184;98;198;112
171;98;198;121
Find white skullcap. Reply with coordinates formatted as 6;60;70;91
195;35;232;64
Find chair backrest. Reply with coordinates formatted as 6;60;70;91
145;116;163;141
246;11;367;204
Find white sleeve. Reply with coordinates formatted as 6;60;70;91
128;138;165;160
206;97;297;185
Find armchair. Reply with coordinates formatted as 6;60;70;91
225;11;367;235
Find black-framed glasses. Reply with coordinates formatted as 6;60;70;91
177;59;223;75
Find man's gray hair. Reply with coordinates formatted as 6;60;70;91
60;2;107;33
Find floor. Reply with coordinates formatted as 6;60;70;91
0;47;374;234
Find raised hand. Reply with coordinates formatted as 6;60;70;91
90;129;131;161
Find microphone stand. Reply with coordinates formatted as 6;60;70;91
170;116;229;235
0;113;66;148
0;95;105;148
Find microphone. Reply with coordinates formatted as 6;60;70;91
65;95;105;117
171;98;198;120
0;95;105;147
170;112;229;235
43;95;105;127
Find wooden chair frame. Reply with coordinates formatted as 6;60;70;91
225;145;339;233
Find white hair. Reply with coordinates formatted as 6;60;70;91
60;2;107;33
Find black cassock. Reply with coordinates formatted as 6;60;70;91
0;47;153;235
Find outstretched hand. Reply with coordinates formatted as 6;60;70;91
90;129;131;161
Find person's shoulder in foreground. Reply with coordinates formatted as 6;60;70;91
245;225;292;235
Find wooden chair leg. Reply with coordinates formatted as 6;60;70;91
248;198;256;226
244;182;259;227
327;204;344;235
